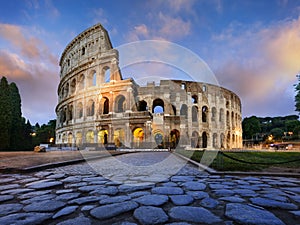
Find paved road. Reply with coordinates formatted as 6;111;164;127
0;152;299;225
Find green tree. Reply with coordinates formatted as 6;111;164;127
242;116;261;139
295;74;300;113
0;77;12;150
9;82;23;150
270;128;284;140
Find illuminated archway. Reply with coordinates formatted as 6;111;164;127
98;129;108;144
133;128;144;147
86;131;94;143
114;128;125;147
170;129;180;149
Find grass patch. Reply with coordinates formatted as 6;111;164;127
175;150;300;172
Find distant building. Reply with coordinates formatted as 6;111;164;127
55;24;242;149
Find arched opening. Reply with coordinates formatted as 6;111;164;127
67;133;73;144
92;71;97;86
202;132;208;148
211;107;217;122
64;84;69;98
77;102;83;118
70;79;76;94
192;106;198;122
81;46;85;55
98;129;108;144
62;133;66;143
154;132;164;148
68;105;73;121
231;111;235;128
232;134;235;148
78;74;85;90
114;128;125;147
137;100;147;111
213;133;218;148
219;108;224;122
76;132;82;146
103;97;109;114
86;131;94;144
115;95;126;113
191;94;198;104
226;111;230;127
227;132;231;149
180;104;188;118
220;133;225;149
133;128;144;147
87;99;95;116
202;106;208;123
191;131;199;148
104;67;110;82
152;98;164;114
170;129;180;149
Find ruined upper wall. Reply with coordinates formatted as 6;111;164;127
59;23;114;78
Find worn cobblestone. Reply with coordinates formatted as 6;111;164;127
0;152;299;224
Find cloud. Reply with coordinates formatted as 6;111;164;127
212;17;300;117
0;23;59;124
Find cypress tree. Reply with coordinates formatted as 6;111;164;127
9;82;23;150
0;77;12;150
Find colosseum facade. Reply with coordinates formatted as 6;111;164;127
55;24;243;149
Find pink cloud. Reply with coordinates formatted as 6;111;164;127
212;17;300;117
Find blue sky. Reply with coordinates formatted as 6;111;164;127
0;0;300;124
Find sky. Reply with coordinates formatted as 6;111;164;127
0;0;300;125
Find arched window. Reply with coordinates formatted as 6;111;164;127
180;104;188;118
152;98;164;114
191;131;199;148
211;107;217;122
77;102;83;118
78;74;85;90
202;106;208;123
115;95;126;113
68;105;73;121
137;100;147;111
192;106;198;122
92;71;97;86
172;105;176;115
213;133;218;148
202;132;207;148
219;108;224;122
87;100;95;116
70;79;76;94
81;47;85;55
191;94;198;104
104;67;110;83
103;97;109;114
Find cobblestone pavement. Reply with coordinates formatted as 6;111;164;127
0;152;299;225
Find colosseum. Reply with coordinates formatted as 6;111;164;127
55;24;243;150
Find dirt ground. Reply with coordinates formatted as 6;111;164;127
0;150;116;171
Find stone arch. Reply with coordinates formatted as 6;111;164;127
101;97;109;114
191;94;198;104
104;66;110;83
76;132;82;146
98;129;108;144
87;99;95;116
152;98;164;113
64;83;69;98
137;100;148;111
170;129;180;148
180;104;188;118
191;131;199;148
67;104;73;121
115;95;126;113
202;131;208;148
213;133;218;148
86;130;94;143
114;128;125;147
227;132;231;149
202;106;208;123
133;127;144;147
78;74;85;90
192;105;198;122
70;78;76;94
220;133;225;149
76;102;83;118
153;130;164;148
87;70;97;87
211;107;217;122
67;132;73;144
219;108;224;123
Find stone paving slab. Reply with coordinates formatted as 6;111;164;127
0;152;299;224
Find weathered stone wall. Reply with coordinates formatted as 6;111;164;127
56;24;242;149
